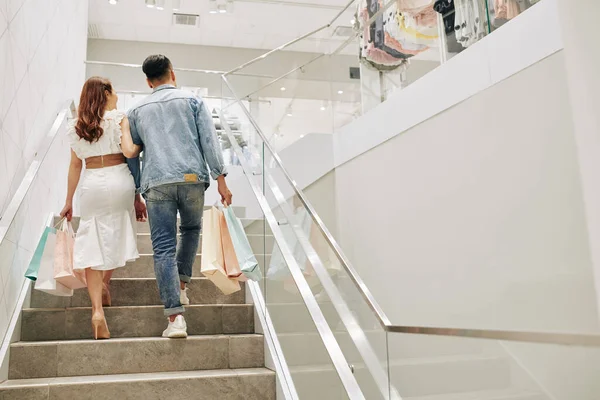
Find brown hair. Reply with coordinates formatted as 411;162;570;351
75;77;113;143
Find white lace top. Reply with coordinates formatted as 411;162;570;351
67;110;126;160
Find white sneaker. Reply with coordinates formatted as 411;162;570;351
162;315;188;339
180;287;190;306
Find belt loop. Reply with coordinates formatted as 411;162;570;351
101;155;104;168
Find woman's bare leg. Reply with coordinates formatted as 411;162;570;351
87;268;110;339
102;270;113;307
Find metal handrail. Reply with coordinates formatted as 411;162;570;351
0;101;76;244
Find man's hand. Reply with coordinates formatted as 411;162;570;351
217;175;233;206
134;194;148;222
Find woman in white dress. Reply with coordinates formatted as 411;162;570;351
60;77;145;339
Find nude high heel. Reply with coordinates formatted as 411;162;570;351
102;284;112;307
92;314;110;340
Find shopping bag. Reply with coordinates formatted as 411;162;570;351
223;206;262;281
201;207;241;295
54;219;87;290
25;226;55;281
219;208;243;280
34;228;74;296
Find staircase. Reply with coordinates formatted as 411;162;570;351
0;215;276;400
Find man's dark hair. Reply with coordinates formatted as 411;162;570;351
142;54;173;81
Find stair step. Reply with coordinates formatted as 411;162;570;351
113;254;271;279
21;304;254;341
9;335;264;379
0;368;275;400
136;218;269;234
136;233;274;254
30;278;245;308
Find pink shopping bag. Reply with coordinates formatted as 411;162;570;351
54;219;87;289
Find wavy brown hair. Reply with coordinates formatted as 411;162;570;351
75;77;113;143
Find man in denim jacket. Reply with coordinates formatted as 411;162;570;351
127;54;232;339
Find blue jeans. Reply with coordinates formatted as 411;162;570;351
145;183;205;316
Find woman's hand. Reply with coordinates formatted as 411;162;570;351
134;195;147;222
60;203;73;222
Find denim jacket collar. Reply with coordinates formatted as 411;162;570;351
152;84;176;93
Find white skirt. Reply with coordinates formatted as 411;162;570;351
73;164;139;271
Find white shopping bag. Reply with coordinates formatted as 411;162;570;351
34;228;73;297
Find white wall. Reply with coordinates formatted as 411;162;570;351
0;0;88;346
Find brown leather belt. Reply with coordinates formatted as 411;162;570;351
85;154;126;169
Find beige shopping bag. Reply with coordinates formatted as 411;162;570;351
54;219;87;290
201;207;241;295
219;207;243;280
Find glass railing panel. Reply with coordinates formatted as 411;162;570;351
260;141;394;400
387;331;600;399
220;85;394;397
221;85;358;399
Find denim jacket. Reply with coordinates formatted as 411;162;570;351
126;85;226;193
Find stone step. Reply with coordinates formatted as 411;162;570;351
136;218;270;235
0;369;275;400
30;278;245;309
113;254;271;279
21;304;254;341
9;334;264;380
136;233;274;254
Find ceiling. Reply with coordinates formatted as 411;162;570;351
88;0;358;54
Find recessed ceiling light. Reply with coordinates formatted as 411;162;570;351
286;106;293;117
338;90;344;94
300;134;305;138
156;0;165;10
145;0;155;8
280;87;286;91
350;18;356;24
108;0;118;4
320;106;326;111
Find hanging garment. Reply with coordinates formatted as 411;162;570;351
358;0;431;71
454;0;486;48
397;0;434;13
433;0;456;35
506;0;521;19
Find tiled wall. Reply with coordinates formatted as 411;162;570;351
0;0;88;342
